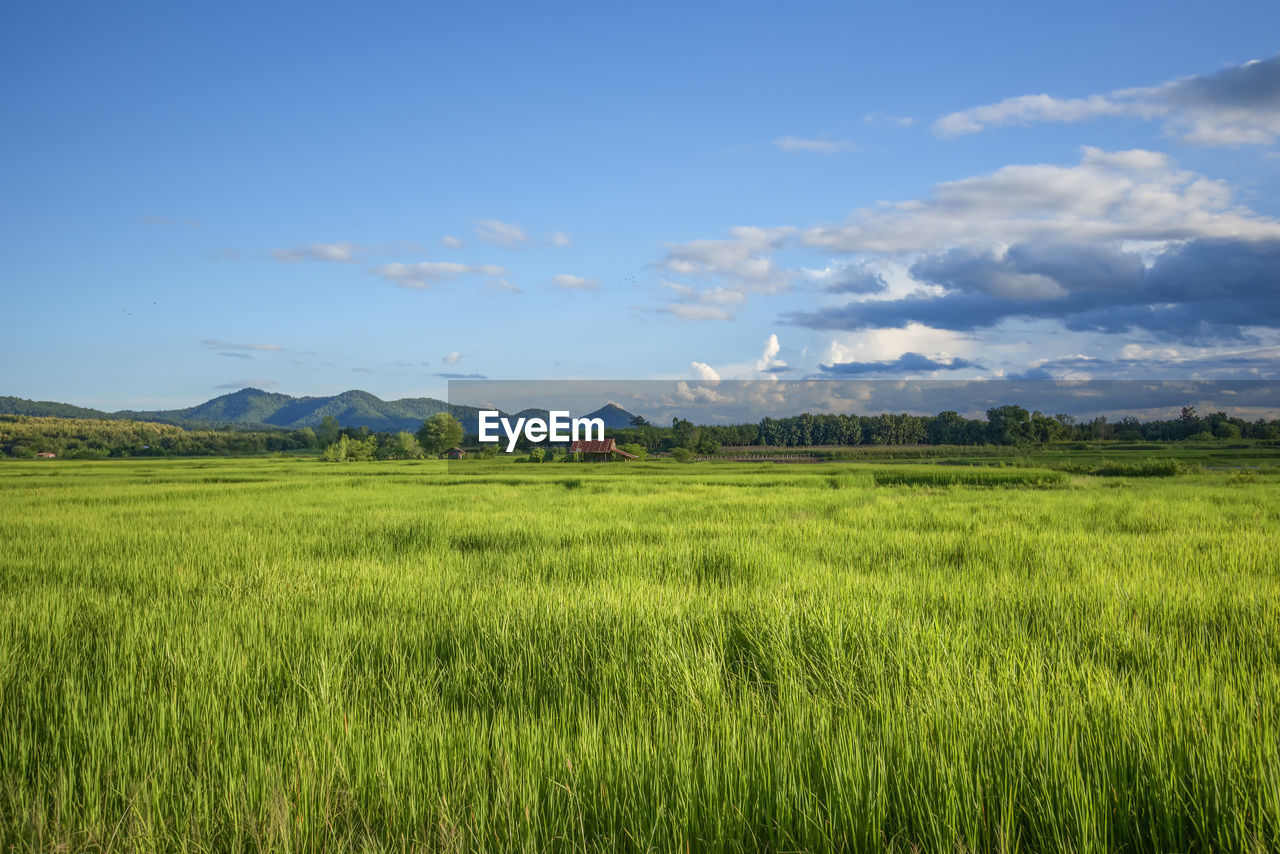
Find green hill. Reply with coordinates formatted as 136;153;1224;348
0;389;632;435
0;396;111;420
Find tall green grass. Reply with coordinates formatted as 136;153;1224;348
1;458;1277;851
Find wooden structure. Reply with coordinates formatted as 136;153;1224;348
569;438;637;462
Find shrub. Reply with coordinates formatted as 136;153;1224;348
1091;458;1188;477
618;442;647;460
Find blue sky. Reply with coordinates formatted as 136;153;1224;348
3;1;1279;410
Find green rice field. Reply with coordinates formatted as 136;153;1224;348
2;457;1279;851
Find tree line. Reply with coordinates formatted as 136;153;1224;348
0;415;319;458
5;405;1277;460
601;405;1280;452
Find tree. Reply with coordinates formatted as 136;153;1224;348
987;405;1031;445
316;415;341;447
671;417;697;449
384;431;424;460
928;411;967;445
346;436;377;461
1214;421;1242;439
694;432;719;455
618;442;647;460
321;436;349;462
417;412;464;456
294;426;318;449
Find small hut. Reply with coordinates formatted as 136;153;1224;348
568;438;637;462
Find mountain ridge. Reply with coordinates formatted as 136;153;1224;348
0;389;639;435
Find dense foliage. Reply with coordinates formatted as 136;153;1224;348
0;415;316;458
605;405;1280;452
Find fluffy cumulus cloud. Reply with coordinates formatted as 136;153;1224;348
791;237;1280;341
654;227;795;320
474;219;529;248
755;334;790;373
272;242;360;263
800;147;1279;253
756;334;780;368
370;261;507;289
933;55;1280;146
691;361;721;381
656;281;750;321
656;145;1279;334
804;263;890;294
786;147;1280;344
659;226;795;291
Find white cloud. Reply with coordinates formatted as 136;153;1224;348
548;231;573;247
552;274;598;290
658;304;733;322
933;55;1280;146
672;381;734;404
474;219;529;247
755;333;788;372
800;146;1280;253
654;282;748;321
774;136;855;153
439;235;465;248
659;226;795;293
370;261;507;289
691;361;721;381
662;280;749;307
272;242;359;263
934;94;1133;137
758;334;780;366
822;324;978;365
698;287;748;305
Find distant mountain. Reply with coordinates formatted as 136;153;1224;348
0;390;643;434
115;387;300;427
585;402;639;429
3;389;486;433
0;396;111;420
